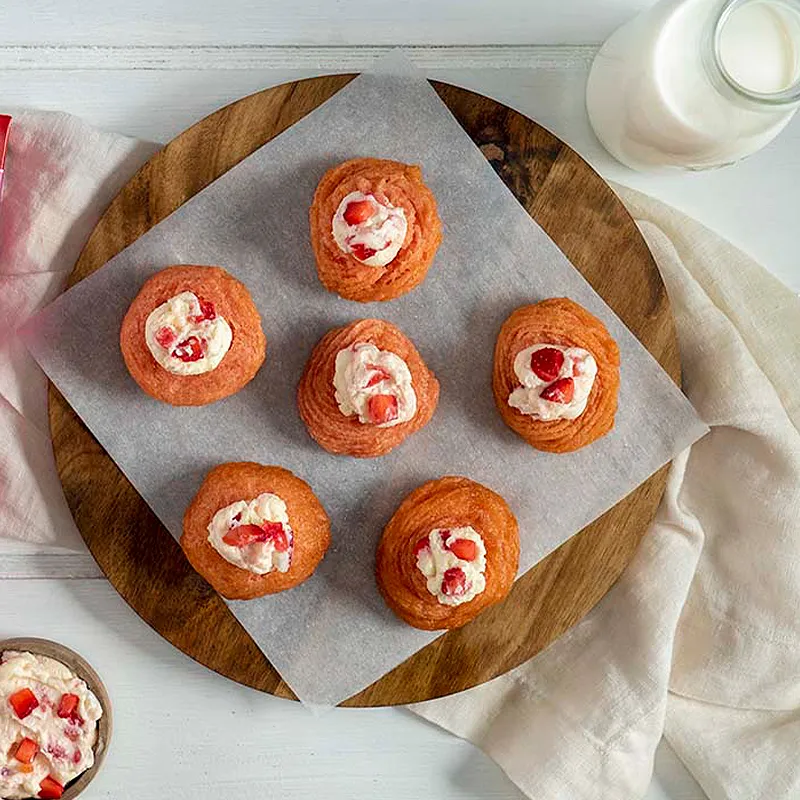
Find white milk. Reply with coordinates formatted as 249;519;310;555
586;0;800;170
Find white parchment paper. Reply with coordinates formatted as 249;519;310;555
21;55;707;706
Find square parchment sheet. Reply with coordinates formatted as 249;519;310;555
22;56;707;705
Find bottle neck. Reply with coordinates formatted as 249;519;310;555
703;0;800;110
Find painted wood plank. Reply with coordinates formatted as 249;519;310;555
0;579;706;799
2;1;648;47
0;44;597;71
0;553;102;579
1;579;525;799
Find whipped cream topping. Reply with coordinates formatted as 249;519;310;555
415;527;487;607
0;651;102;800
331;191;408;268
508;344;597;421
207;493;293;575
145;290;232;376
333;342;417;428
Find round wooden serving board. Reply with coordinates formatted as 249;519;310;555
49;75;679;707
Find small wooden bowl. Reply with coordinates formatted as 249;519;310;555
0;638;112;799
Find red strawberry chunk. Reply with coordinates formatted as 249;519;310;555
172;335;205;362
14;737;38;764
365;365;392;387
530;347;564;382
350;243;378;261
191;297;217;322
154;326;176;349
441;567;467;597
263;521;290;552
57;693;79;719
540;377;575;404
343;198;374;225
38;776;64;799
72;750;82;765
448;539;477;561
9;688;38;719
223;524;269;547
439;530;451;547
413;537;431;557
367;394;398;425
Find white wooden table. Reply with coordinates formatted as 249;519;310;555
3;2;799;798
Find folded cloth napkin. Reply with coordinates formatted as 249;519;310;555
0;111;157;547
3;111;799;799
413;185;800;800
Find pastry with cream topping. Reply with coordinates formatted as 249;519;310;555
376;477;519;630
120;265;266;406
0;650;103;800
309;158;442;302
297;319;439;458
492;297;620;453
181;462;330;600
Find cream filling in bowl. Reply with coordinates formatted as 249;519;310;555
0;651;102;800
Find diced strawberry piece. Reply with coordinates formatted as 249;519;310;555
367;394;398;425
154;326;176;349
46;743;67;761
530;347;564;382
365;365;392;387
343;198;375;225
9;688;38;719
72;750;82;765
448;539;477;561
350;243;378;261
57;693;79;719
540;377;575;404
441;567;467;597
172;335;205;362
14;737;38;764
439;530;451;547
38;776;64;799
413;537;430;557
263;521;290;552
191;296;217;322
223;524;269;547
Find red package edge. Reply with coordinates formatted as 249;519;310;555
0;114;11;171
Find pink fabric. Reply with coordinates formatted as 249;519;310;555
0;110;156;547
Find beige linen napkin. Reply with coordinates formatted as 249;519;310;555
413;185;800;800
4;111;799;799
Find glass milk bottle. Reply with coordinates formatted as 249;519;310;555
586;0;800;170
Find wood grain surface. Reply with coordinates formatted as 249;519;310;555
48;75;679;707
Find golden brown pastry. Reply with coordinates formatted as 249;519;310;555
120;265;266;406
181;462;330;600
376;476;519;630
492;298;620;453
297;318;439;458
309;158;442;302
